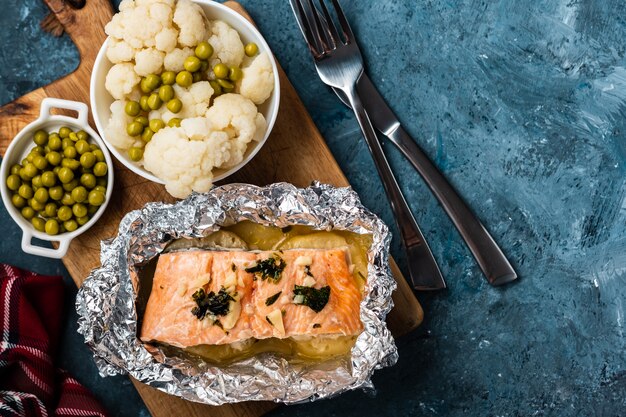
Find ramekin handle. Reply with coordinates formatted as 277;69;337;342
21;231;71;259
39;98;89;126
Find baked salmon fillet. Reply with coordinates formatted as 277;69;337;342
140;248;363;348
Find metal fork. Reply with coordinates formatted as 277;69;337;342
290;0;446;290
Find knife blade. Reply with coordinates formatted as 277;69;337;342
333;75;517;286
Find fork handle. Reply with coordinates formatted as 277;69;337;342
344;84;446;291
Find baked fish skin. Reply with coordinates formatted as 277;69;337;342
140;248;363;349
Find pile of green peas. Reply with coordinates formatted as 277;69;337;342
5;127;108;236
122;41;259;163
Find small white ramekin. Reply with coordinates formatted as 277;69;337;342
90;0;281;186
0;98;115;259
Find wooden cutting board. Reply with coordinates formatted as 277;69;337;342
0;1;424;416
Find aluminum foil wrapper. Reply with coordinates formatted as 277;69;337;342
76;182;398;405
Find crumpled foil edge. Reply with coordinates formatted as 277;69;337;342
76;182;398;405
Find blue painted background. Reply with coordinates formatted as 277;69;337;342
1;0;625;416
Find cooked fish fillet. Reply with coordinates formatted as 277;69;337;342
140;248;363;348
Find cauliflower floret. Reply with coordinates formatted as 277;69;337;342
106;38;136;64
237;52;274;105
155;27;178;53
205;94;266;168
105;63;140;100
208;20;244;68
143;125;227;198
173;0;209;47
164;47;194;72
118;0;135;11
104;100;137;150
134;48;165;76
105;1;174;50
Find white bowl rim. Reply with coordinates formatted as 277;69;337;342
0;98;115;259
90;0;281;186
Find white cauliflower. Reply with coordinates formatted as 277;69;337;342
155;27;178;53
134;48;165;76
205;94;266;168
208;20;244;68
173;0;209;47
104;100;138;150
105;63;140;100
151;81;214;122
237;52;274;105
104;0;175;50
106;38;136;64
163;47;194;72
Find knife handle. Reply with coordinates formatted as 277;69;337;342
389;126;517;285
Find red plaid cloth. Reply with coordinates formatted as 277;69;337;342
0;264;109;417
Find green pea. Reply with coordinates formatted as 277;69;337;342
213;63;229;79
141;127;154;142
24;163;38;178
76;140;90;155
21;206;35;220
61;158;81;170
18;184;34;199
88;190;106;206
61;138;73;150
209;80;222;96
229;66;243;81
72;203;88;218
12;194;26;208
49;186;63;201
80;152;96;169
96;177;107;187
128;147;144;162
195;41;213;60
217;78;234;90
33;154;48;170
31;175;42;189
200;60;209;73
46;151;62;166
19;168;30;182
166;98;182;113
135;116;149;127
176;71;193;88
76;215;89;226
149;119;165;133
89;143;99;151
44;203;58;218
158;85;175;102
143;74;161;92
93;149;105;162
88;204;99;215
69;132;79;142
93;162;108;177
31;216;45;232
184;55;202;72
64;219;78;232
161;71;176;85
26;153;35;163
71;186;88;203
80;173;97;189
45;219;59;235
31;146;45;155
29;198;45;211
52;166;61;175
41;171;56;187
61;192;75;206
167;118;182;128
93;185;106;194
34;188;49;204
77;130;89;141
244;42;259;57
6;174;21;191
147;93;162;110
62;179;79;192
59;127;72;138
58;167;74;184
125;100;141;117
139;95;151;112
48;135;62;151
192;72;202;83
57;205;73;221
127;121;144;137
64;146;77;159
10;164;21;175
33;129;49;146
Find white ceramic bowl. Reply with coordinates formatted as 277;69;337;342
90;0;281;185
0;98;115;259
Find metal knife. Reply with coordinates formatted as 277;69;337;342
333;75;517;286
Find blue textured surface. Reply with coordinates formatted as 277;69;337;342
1;0;625;416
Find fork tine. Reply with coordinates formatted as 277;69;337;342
330;0;354;42
318;0;341;46
291;0;322;56
305;0;332;51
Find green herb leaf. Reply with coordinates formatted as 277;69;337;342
293;285;331;313
191;287;234;320
265;291;282;306
245;255;286;283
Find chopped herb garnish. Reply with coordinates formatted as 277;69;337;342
191;287;234;320
231;263;237;271
265;291;282;306
265;315;273;325
304;265;314;277
313;323;321;329
293;285;331;313
245;255;286;283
